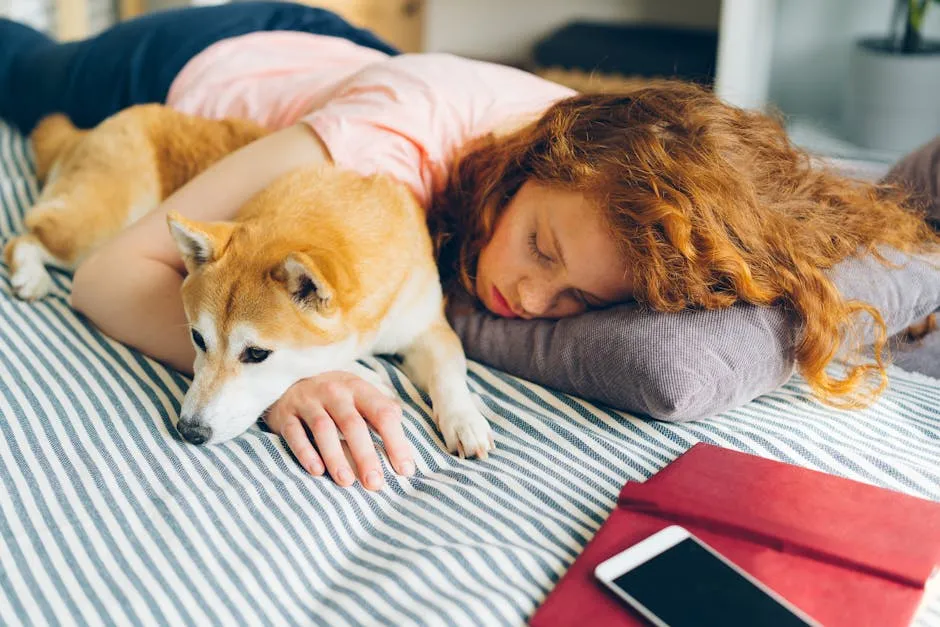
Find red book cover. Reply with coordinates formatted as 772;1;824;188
530;443;940;627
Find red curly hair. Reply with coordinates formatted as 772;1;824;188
431;79;939;409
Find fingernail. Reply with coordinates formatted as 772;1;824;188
366;469;383;489
337;467;354;485
400;460;416;477
308;459;323;475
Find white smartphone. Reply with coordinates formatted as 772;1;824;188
594;525;822;627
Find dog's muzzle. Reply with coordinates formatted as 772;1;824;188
177;417;212;445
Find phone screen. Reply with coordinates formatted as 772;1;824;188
610;538;814;627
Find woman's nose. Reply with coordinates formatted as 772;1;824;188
517;278;553;317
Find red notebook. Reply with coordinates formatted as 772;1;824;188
530;443;940;627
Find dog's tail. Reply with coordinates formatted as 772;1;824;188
30;114;85;184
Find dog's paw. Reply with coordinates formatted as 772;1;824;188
437;408;495;460
6;238;53;301
11;262;53;301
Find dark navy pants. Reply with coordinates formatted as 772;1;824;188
0;1;398;134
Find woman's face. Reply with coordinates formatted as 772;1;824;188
475;180;634;319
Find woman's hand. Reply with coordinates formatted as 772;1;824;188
264;371;415;491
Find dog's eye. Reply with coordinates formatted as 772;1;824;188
241;346;272;364
191;329;206;352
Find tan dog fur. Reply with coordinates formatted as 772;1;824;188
5;105;266;297
7;105;495;457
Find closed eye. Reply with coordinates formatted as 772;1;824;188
528;232;553;266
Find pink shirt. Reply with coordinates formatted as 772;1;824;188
167;32;575;207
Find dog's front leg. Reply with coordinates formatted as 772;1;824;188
400;319;495;459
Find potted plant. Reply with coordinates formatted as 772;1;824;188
844;0;940;154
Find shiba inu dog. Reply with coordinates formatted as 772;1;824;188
5;104;495;458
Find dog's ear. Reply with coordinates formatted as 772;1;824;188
167;211;234;273
274;252;335;313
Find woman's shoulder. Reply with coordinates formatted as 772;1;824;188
300;53;575;207
375;52;575;98
345;52;576;138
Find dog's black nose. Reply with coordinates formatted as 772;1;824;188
177;418;211;445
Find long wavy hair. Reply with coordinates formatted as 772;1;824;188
430;79;939;408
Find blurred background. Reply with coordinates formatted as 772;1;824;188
4;0;940;167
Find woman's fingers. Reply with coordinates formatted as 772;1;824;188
327;393;385;491
280;416;324;476
267;372;415;489
355;386;414;477
301;401;357;488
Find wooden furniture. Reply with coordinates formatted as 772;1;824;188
298;0;425;52
108;0;425;52
53;0;88;41
53;0;140;40
118;0;146;21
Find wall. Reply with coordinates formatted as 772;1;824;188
768;0;940;127
424;0;721;64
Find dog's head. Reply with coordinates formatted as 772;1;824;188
167;209;365;444
165;165;431;445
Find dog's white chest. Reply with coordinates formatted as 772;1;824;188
369;270;443;356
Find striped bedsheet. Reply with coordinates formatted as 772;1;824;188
1;119;938;627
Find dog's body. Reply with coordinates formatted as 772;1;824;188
5;104;494;457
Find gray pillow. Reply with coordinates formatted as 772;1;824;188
828;248;939;345
447;248;940;421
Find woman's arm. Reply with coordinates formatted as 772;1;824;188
70;123;330;373
70;121;416;487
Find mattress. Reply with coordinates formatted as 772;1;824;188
1;120;938;626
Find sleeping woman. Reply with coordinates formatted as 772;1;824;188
2;2;938;491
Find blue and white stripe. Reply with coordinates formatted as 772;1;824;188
0;120;938;626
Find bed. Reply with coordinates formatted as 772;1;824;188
1;119;938;626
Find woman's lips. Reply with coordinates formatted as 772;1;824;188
490;286;517;318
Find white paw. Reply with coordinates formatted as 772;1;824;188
7;236;55;301
437;407;495;460
11;257;53;301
